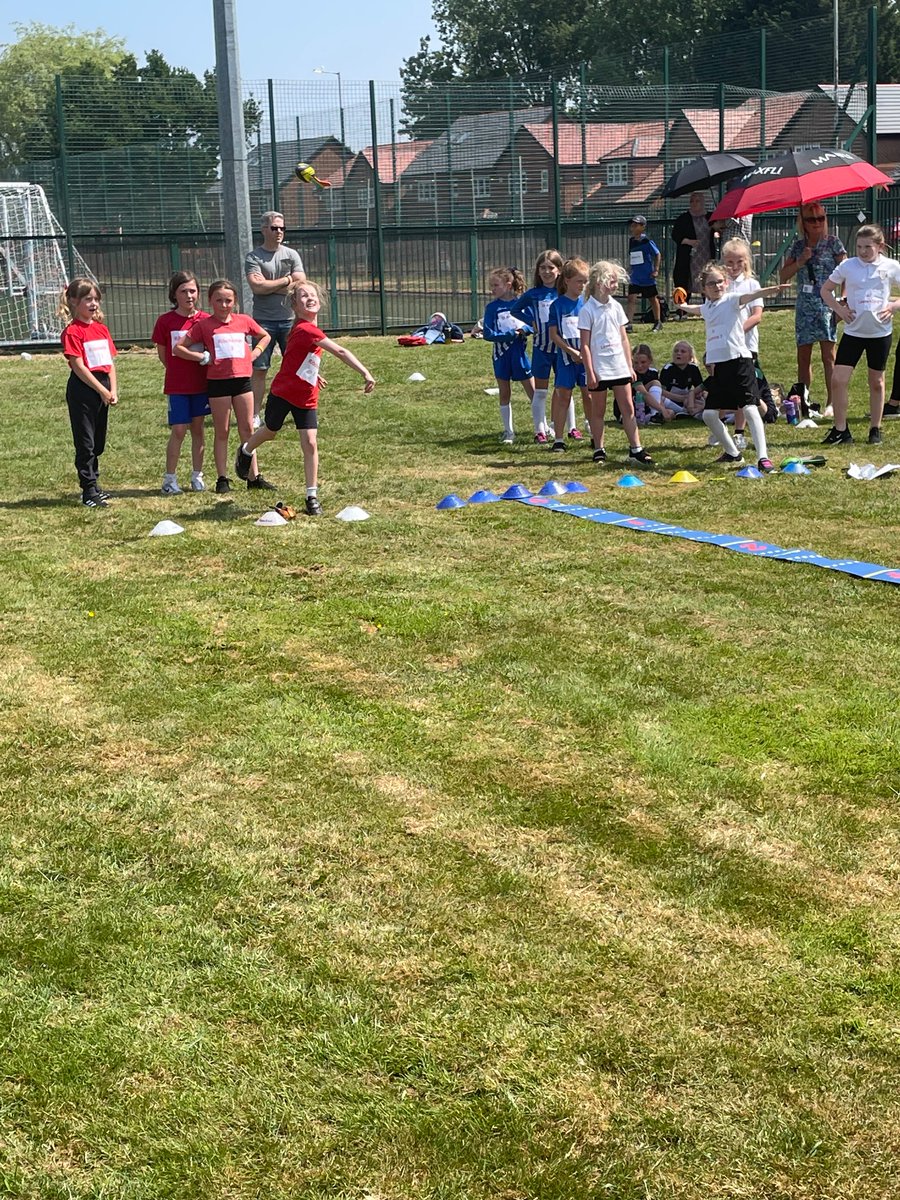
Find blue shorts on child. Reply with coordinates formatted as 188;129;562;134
493;342;532;382
530;346;554;380
554;357;586;391
167;392;211;425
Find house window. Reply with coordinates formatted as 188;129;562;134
793;143;821;152
417;180;436;203
357;186;373;210
507;170;528;195
673;157;694;171
474;176;491;199
606;162;628;187
540;169;549;193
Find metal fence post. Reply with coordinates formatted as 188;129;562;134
760;28;767;155
267;79;279;211
718;82;726;153
551;79;562;249
580;63;587;219
469;230;479;324
54;75;76;277
868;5;878;221
368;81;387;334
328;234;338;326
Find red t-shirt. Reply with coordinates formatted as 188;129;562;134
152;309;210;394
191;313;266;379
269;320;328;408
61;320;117;374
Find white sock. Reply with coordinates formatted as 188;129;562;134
306;486;317;498
702;410;738;455
566;399;577;431
742;404;769;460
500;404;513;436
664;399;686;416
531;388;548;434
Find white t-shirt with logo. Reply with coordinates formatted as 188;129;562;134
700;293;753;364
828;254;900;337
726;275;763;355
577;296;630;379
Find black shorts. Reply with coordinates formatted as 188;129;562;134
589;377;632;391
207;376;252;398
703;358;757;410
265;391;318;431
628;283;658;297
835;333;893;372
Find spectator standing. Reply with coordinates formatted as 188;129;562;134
244;211;306;424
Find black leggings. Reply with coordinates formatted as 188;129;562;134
66;372;109;495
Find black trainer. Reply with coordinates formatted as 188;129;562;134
550;439;566;453
248;474;276;491
823;426;852;445
882;401;900;418
868;426;883;445
715;451;744;465
305;495;323;516
628;447;654;466
215;475;232;494
82;491;108;508
592;446;607;463
234;442;253;480
95;489;111;501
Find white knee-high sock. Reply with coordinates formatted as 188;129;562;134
742;404;768;459
500;403;513;436
566;398;577;431
702;409;738;455
532;388;548;434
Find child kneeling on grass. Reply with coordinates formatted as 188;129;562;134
235;282;375;515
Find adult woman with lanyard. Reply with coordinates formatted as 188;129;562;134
671;192;713;302
780;202;846;414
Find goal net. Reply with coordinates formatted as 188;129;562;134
0;182;94;346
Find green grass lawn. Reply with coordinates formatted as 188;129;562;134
1;312;899;1199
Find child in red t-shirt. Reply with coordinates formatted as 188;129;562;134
234;282;375;515
174;278;272;494
151;271;210;495
59;277;118;508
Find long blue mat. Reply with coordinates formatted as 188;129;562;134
516;495;900;586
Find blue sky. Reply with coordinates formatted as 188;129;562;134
2;2;438;83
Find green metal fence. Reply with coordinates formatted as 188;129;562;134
0;12;885;345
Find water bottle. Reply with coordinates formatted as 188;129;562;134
634;394;647;425
784;396;799;426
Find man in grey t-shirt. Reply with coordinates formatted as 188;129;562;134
245;210;306;420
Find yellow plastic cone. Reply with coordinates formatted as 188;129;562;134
669;470;700;484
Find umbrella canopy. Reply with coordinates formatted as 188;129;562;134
661;152;755;198
710;148;891;220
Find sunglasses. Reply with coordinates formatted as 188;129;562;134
804;216;826;224
268;225;285;233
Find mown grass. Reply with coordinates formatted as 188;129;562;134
1;312;899;1199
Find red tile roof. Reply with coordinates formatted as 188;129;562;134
524;121;672;163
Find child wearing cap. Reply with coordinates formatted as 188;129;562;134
626;216;663;333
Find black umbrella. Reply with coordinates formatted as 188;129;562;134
661;153;756;199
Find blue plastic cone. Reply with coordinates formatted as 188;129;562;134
468;488;502;504
782;461;811;475
617;474;645;488
538;480;567;496
564;481;588;493
736;466;762;479
501;483;533;499
436;493;467;509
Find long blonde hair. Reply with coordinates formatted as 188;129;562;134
797;203;829;239
58;277;102;322
721;237;752;279
584;260;628;299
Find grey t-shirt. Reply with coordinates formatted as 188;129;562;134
244;245;305;322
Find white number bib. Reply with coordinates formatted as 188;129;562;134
562;315;580;340
497;312;526;333
213;331;246;360
296;352;320;386
84;339;112;369
538;299;553;324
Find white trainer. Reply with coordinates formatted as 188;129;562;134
162;474;182;495
190;472;205;492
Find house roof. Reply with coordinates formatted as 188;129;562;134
525;121;671;163
247;136;350;184
680;93;809;151
402;107;552;175
356;139;433;183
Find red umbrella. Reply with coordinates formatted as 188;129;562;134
710;148;891;220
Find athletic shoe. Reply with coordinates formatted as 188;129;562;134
190;472;205;492
868;426;883;445
305;496;324;516
592;447;607;463
652;322;663;333
82;492;108;508
161;475;182;496
234;443;253;480
822;405;834;419
550;440;566;452
733;433;747;451
95;489;111;502
628;447;654;466
248;474;276;491
823;427;852;445
534;431;548;444
757;458;775;473
500;433;514;445
882;401;900;418
215;475;232;494
715;451;744;465
568;428;583;441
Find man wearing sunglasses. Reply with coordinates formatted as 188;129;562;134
245;211;307;424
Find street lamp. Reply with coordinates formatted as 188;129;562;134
314;66;347;222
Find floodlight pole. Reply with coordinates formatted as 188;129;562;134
213;0;253;311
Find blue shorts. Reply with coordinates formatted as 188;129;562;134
531;346;555;381
167;393;210;425
253;320;294;372
493;343;532;382
554;357;586;391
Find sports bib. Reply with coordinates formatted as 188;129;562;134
630;250;644;266
562;315;580;340
497;312;526;333
538;299;553;324
295;352;320;386
84;339;112;369
213;331;247;361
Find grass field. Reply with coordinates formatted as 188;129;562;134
1;311;899;1199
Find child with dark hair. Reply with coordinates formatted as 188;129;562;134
152;271;210;494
